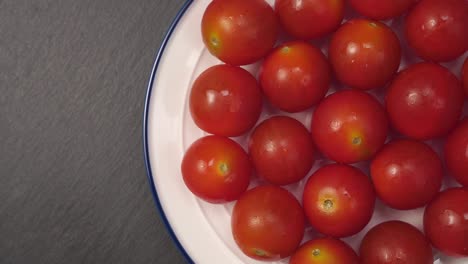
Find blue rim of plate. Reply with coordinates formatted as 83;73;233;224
143;0;194;263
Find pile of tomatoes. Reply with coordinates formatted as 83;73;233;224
180;0;468;263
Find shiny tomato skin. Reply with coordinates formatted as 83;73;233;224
424;188;468;257
386;62;464;140
405;0;468;62
181;135;251;203
259;41;331;113
463;57;468;97
289;237;359;264
201;0;279;66
311;89;389;164
444;118;468;187
275;0;345;40
329;19;401;90
249;116;315;185
360;221;433;264
370;139;443;210
232;185;305;260
303;164;375;238
189;64;262;137
349;0;416;20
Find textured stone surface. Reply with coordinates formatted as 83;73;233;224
0;0;187;263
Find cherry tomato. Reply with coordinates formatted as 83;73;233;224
249;116;315;185
259;41;331;113
201;0;279;66
289;237;359;264
424;188;468;257
349;0;416;20
232;185;305;260
329;19;401;90
405;0;468;62
189;64;262;137
370;139;443;210
445;118;468;187
360;221;433;264
275;0;344;40
386;62;464;140
311;89;389;164
303;164;375;237
463;57;468;97
181;135;251;203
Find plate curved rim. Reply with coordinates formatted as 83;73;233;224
143;1;194;263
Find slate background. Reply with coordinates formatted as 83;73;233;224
1;0;187;263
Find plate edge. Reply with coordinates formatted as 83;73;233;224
143;1;195;263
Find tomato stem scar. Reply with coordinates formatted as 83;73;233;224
352;136;362;145
254;249;267;257
211;37;219;46
281;46;290;53
324;199;334;210
219;163;229;175
312;248;321;256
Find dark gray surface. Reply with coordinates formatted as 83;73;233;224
1;0;187;263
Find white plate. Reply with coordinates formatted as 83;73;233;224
143;0;468;263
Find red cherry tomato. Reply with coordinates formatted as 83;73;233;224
405;0;468;62
249;116;315;185
444;118;468;187
311;89;389;164
424;188;468;257
386;62;464;140
181;135;251;203
303;164;375;237
360;221;433;264
349;0;416;20
329;19;401;90
259;41;331;113
370;139;443;210
275;0;344;40
289;237;359;264
201;0;279;65
232;185;305;260
189;64;262;137
463;57;468;97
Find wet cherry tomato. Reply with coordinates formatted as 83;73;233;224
249;116;315;185
329;19;401;90
181;135;251;203
289;237;359;264
405;0;468;62
259;41;331;113
424;188;468;257
275;0;344;40
444;118;468;187
303;164;375;238
360;221;433;264
370;139;443;210
201;0;279;65
349;0;416;20
386;62;464;140
189;64;262;137
311;89;389;164
463;57;468;97
232;185;305;260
